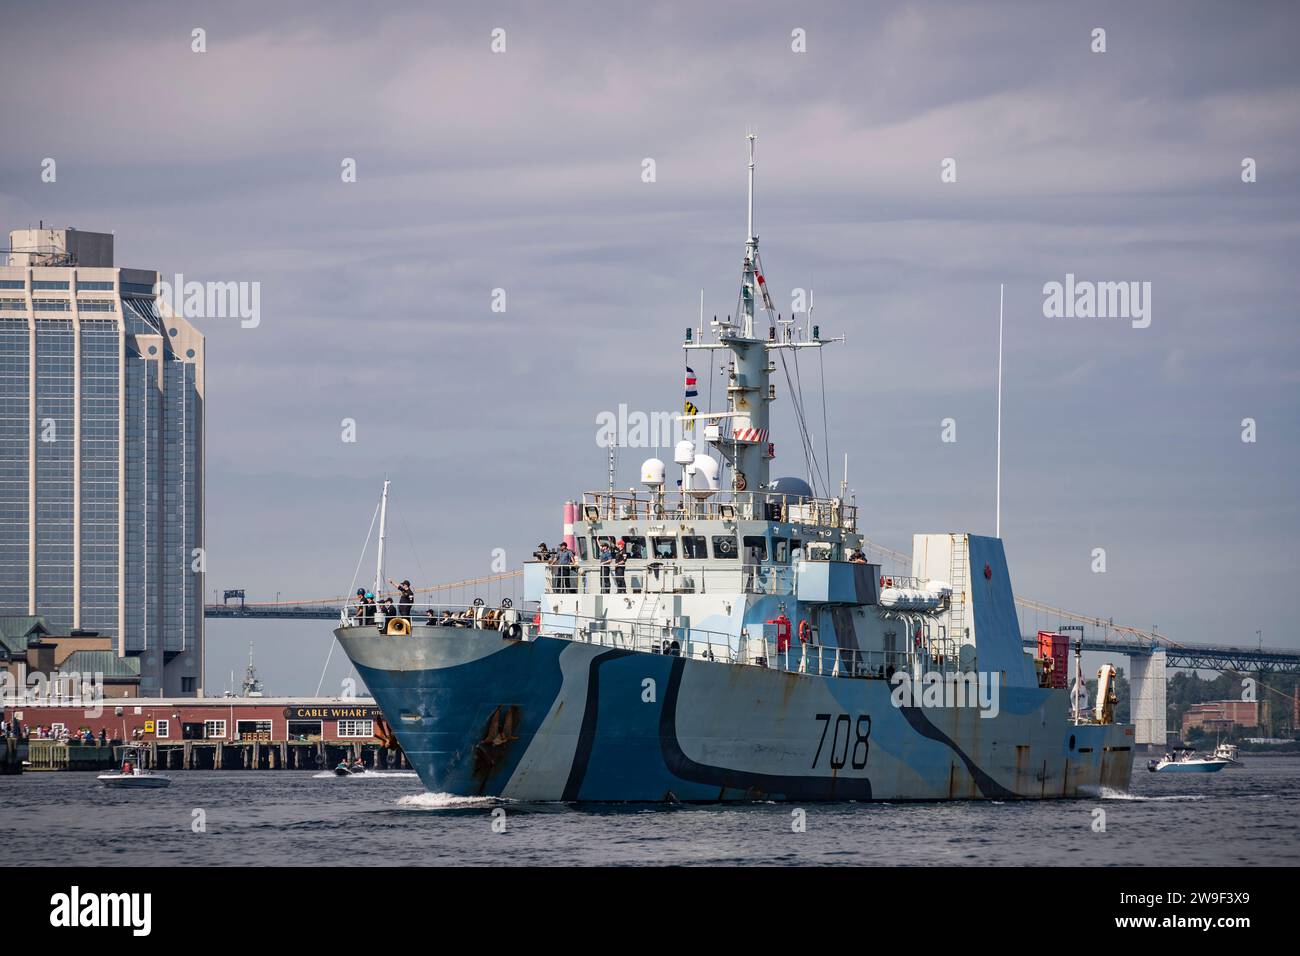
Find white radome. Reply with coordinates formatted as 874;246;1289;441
640;457;666;487
688;455;720;497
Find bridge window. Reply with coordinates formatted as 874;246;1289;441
711;535;738;559
682;535;707;559
621;536;647;558
742;536;767;562
791;539;803;559
773;537;789;563
651;536;677;559
575;537;588;560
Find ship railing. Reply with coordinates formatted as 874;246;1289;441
876;573;929;590
541;562;796;596
759;642;971;681
579;490;856;531
334;602;739;662
537;610;740;663
338;602;534;635
751;639;913;680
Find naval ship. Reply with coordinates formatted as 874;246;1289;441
334;138;1135;802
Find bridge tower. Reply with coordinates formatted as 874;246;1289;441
1129;649;1168;748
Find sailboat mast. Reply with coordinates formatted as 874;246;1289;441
374;479;390;597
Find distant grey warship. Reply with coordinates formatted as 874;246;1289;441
334;138;1135;802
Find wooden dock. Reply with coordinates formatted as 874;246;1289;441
1;736;24;775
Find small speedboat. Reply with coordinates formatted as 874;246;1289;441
1147;749;1228;773
99;748;171;788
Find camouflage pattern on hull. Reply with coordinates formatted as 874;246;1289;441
336;627;1135;802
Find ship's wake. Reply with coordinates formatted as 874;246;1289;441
1080;786;1207;802
397;792;512;810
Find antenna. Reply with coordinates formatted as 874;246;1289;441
995;283;1004;538
746;131;756;243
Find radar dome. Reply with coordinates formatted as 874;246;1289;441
674;439;696;465
688;455;720;497
640;457;666;487
768;476;814;501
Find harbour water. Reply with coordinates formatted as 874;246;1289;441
3;757;1298;866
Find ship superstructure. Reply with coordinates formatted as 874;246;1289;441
332;139;1135;802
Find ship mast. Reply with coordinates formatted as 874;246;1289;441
682;135;842;497
373;479;390;597
744;132;756;339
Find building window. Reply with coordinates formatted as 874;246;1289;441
32;280;70;290
0;280;24;289
337;719;374;738
155;719;170;739
237;719;273;741
181;677;195;692
76;299;115;311
32;298;70;311
0;298;26;311
288;720;322;741
204;719;227;739
76;281;114;291
121;282;158;296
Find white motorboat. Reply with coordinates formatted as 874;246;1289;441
1146;749;1229;773
98;749;171;789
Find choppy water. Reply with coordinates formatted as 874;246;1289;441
3;757;1298;866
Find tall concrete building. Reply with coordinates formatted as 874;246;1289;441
0;226;204;696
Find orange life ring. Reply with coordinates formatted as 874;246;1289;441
798;620;812;644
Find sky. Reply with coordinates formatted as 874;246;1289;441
1;1;1297;695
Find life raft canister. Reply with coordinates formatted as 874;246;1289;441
798;619;812;644
767;613;792;652
386;617;411;636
